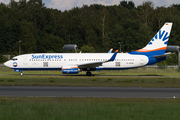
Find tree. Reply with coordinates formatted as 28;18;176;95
0;0;179;56
169;16;180;45
154;7;168;29
19;21;37;53
39;33;65;53
120;0;135;10
172;4;180;11
109;24;124;51
26;0;47;29
79;45;95;53
137;1;154;26
0;55;8;63
137;24;152;49
97;8;111;51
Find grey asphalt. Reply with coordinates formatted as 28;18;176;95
0;86;180;98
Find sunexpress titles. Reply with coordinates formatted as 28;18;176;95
32;54;63;59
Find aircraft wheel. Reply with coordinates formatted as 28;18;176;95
20;72;23;76
86;71;92;76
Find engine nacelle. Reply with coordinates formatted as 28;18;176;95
62;66;79;74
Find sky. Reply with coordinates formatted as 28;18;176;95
0;0;180;11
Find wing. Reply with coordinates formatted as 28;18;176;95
77;61;104;68
77;50;118;68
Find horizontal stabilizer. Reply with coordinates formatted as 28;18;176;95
153;52;172;58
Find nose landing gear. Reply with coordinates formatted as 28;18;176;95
14;69;23;75
20;72;23;76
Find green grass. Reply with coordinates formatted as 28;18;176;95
0;66;180;76
0;75;180;87
0;97;180;120
1;66;180;87
0;67;180;120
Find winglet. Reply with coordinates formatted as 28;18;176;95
108;48;113;53
108;50;118;61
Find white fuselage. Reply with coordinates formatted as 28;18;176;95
4;53;149;70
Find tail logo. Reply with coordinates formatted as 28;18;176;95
148;30;169;45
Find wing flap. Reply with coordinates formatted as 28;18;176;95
78;62;103;68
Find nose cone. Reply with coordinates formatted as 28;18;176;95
4;61;11;68
4;61;8;67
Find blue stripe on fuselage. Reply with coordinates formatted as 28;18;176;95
13;68;62;70
129;50;166;65
14;67;139;71
129;50;166;56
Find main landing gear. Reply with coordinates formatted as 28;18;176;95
86;71;92;76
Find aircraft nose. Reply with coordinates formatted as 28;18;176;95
4;61;11;68
4;61;8;67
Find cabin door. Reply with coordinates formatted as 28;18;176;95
140;57;143;65
23;57;28;65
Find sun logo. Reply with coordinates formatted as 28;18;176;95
148;30;169;45
13;62;17;67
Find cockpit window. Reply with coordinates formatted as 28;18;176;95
12;58;18;61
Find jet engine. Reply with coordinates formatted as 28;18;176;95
62;66;79;74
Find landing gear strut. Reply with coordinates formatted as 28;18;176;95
20;72;23;76
86;71;92;76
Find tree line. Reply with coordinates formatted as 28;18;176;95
0;0;180;62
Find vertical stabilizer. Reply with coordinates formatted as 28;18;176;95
130;23;173;56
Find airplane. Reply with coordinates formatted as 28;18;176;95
4;22;173;76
